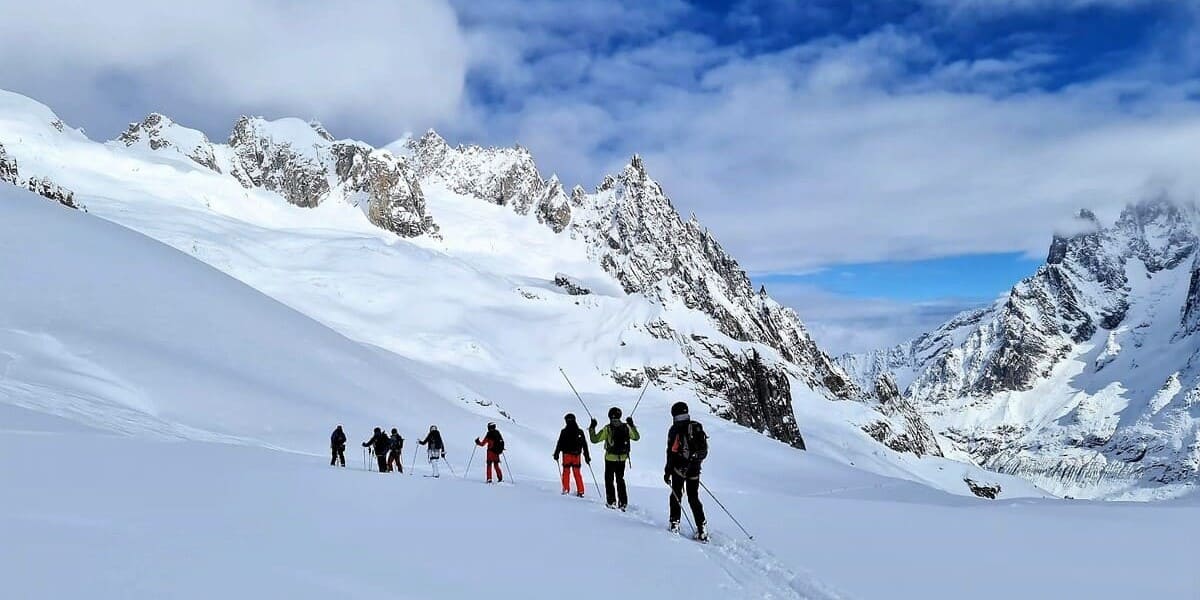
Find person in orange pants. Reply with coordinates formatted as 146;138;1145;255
553;413;591;496
475;422;505;483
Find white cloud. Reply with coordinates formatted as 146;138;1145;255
764;283;986;355
0;0;466;140
442;18;1200;273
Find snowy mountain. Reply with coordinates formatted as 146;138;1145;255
842;198;1200;499
0;88;935;459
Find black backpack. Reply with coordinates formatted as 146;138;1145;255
677;422;708;463
490;431;505;454
608;423;631;456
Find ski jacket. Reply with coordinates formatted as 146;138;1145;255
589;420;639;462
554;426;590;460
363;431;389;456
330;428;347;449
389;433;404;452
665;419;701;478
476;430;503;453
419;430;445;451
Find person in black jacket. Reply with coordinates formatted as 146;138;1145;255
386;428;404;473
665;402;707;541
330;424;347;467
553;413;591;496
418;426;446;478
362;427;389;472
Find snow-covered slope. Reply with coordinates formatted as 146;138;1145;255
843;199;1200;499
7;186;1198;600
0;87;936;462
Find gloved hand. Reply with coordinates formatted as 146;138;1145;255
362;442;370;447
663;472;671;485
553;453;559;461
589;418;598;429
625;417;635;427
585;457;591;465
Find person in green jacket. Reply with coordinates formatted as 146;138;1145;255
589;406;640;510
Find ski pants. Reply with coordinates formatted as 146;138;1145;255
331;445;345;466
428;449;442;476
387;450;403;473
561;453;584;493
486;451;503;482
669;473;705;526
604;459;628;506
375;452;388;473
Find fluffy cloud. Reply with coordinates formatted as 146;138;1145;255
764;282;986;355
0;0;466;140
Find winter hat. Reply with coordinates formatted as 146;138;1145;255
374;426;382;433
430;425;438;431
564;413;576;423
670;402;689;417
391;428;398;434
608;407;622;420
487;422;497;431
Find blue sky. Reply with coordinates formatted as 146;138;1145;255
1;0;1197;353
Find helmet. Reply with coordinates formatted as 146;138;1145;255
487;422;497;431
671;402;689;417
373;427;382;433
430;425;438;431
391;428;398;434
608;407;622;420
564;413;576;423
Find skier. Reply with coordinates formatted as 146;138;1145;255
474;422;505;483
664;401;708;541
418;425;446;478
553;413;590;496
386;427;405;474
589;407;639;510
362;426;389;472
330;424;347;467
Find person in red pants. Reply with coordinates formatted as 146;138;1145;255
553;413;591;496
475;422;505;483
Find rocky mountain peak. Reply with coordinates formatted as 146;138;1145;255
118;112;220;172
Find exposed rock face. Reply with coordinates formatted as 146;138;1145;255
227;116;331;208
119;113;220;171
113;114;438;238
553;273;592;296
964;478;1001;499
843;198;1200;498
535;178;572;233
0;143;79;209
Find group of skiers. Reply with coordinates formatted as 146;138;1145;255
329;401;710;540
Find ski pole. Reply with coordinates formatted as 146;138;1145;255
409;444;419;476
699;480;754;540
558;368;595;421
362;447;368;471
585;460;601;498
629;377;651;418
502;454;515;483
443;456;457;477
464;445;477;479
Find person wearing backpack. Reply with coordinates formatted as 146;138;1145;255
419;425;446;478
665;401;708;541
553;413;591;496
589;407;639;510
474;422;505;483
362;427;390;473
386;428;404;474
330;424;347;467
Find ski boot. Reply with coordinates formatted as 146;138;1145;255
606;502;617;510
694;523;709;542
618;503;627;512
668;521;681;534
575;492;585;498
562;490;570;495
